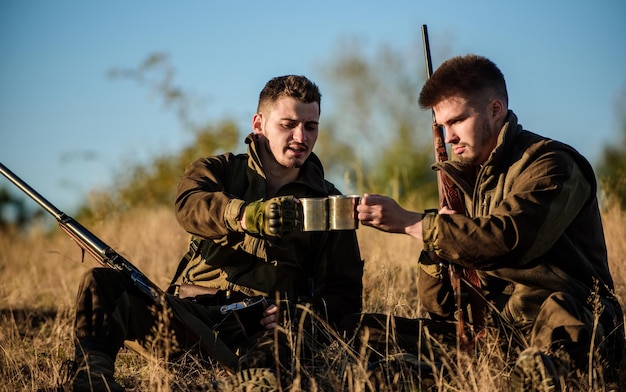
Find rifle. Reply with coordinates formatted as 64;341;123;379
0;161;239;370
0;162;162;301
421;25;485;352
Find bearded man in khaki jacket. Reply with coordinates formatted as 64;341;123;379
357;54;625;391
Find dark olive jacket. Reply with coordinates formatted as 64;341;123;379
174;134;364;325
421;111;622;328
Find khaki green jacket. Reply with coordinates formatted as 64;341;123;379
422;111;621;327
174;134;364;325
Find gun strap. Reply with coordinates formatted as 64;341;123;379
169;237;201;288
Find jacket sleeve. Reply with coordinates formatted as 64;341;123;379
423;149;592;270
175;155;247;239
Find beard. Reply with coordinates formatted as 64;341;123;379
457;116;496;167
457;148;479;167
264;139;307;169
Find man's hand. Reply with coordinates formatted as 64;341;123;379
243;196;300;236
438;206;457;215
260;304;278;330
357;193;424;239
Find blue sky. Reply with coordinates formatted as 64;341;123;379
1;1;625;214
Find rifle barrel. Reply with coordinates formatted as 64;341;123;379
421;25;434;79
1;161;162;300
0;161;110;257
0;162;63;220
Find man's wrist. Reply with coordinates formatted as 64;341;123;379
404;211;426;239
225;198;246;232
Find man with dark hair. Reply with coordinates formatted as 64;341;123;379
70;75;363;391
357;54;625;390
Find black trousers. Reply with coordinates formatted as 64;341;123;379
74;267;328;373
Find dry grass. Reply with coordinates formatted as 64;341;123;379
1;205;625;391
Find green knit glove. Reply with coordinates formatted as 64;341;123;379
244;196;300;236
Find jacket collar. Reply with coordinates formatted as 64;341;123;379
483;110;522;169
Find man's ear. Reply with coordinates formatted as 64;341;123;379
252;113;264;135
491;99;506;122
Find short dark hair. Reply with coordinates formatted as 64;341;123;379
258;75;322;114
418;54;508;109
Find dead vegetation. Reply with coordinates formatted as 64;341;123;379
1;205;624;391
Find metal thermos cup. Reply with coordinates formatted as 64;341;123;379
328;195;360;230
300;197;329;231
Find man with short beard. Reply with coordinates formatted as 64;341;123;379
357;54;625;391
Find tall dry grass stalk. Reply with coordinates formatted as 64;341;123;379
602;203;626;303
1;205;624;390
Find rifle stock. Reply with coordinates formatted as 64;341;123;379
0;162;163;300
421;25;485;352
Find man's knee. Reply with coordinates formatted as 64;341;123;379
531;291;617;370
532;292;592;345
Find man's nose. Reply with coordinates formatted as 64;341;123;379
444;128;458;144
292;124;306;142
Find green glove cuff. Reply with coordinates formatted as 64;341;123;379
244;199;266;235
244;196;299;237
